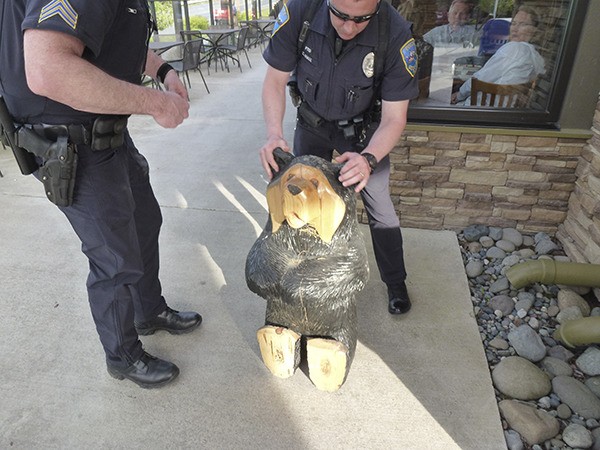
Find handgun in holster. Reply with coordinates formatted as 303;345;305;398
17;126;77;207
0;95;77;207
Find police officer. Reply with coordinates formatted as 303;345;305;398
0;0;201;388
259;0;419;314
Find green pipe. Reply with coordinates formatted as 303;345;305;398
553;317;600;348
505;260;600;289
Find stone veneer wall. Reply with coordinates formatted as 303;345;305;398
357;128;587;234
356;97;600;297
556;96;600;268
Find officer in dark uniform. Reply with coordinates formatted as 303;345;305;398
259;0;419;314
0;0;202;388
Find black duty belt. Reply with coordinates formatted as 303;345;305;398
29;123;92;145
23;115;129;151
297;102;370;142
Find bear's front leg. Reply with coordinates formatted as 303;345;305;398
256;326;301;378
306;338;349;392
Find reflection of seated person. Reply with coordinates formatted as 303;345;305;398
451;6;545;105
423;0;481;47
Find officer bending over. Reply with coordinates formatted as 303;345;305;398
259;0;419;314
0;0;201;388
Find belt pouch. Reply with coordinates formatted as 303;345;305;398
91;115;127;151
337;119;356;139
298;102;324;128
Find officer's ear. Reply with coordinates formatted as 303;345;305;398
273;147;294;172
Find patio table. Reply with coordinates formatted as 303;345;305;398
149;40;183;56
200;28;240;72
240;19;276;48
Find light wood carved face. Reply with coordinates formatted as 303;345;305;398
266;163;346;243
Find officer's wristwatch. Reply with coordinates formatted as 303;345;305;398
362;152;378;174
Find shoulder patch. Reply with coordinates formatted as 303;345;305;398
272;4;290;36
38;0;78;30
400;38;417;78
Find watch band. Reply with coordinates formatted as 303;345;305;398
362;152;378;173
157;63;174;84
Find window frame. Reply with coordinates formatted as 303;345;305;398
406;0;590;130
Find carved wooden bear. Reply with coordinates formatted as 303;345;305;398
245;149;369;391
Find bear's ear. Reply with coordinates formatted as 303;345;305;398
331;162;344;178
273;148;294;172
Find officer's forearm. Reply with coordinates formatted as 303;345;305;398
262;66;290;140
365;122;405;162
23;29;168;118
263;93;286;140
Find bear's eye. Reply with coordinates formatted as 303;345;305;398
310;179;319;188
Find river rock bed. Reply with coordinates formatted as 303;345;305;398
458;224;600;450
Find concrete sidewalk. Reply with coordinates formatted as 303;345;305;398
0;48;506;449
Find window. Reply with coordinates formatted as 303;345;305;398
401;0;590;128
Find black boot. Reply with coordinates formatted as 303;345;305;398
107;352;179;388
387;281;411;315
135;306;202;335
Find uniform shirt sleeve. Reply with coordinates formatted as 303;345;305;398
379;11;419;102
262;0;306;72
21;0;121;57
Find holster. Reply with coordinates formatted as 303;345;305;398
287;73;302;108
17;127;77;207
1;93;127;206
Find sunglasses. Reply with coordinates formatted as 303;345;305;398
327;0;380;24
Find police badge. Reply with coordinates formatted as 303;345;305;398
362;52;374;78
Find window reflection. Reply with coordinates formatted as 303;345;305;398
452;6;545;106
399;0;571;111
423;0;482;47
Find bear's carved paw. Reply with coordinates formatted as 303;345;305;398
306;338;349;392
257;325;301;378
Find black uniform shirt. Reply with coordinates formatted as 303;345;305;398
264;0;419;122
0;0;152;123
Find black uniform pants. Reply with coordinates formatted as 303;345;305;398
293;119;407;286
55;132;166;367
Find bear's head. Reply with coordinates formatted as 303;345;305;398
266;149;356;243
